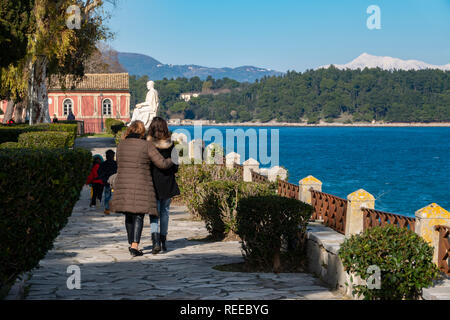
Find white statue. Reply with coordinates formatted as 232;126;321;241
129;80;159;130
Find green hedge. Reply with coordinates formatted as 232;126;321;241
196;180;276;240
338;225;440;300
114;126;127;146
0;142;20;149
0;123;77;145
177;163;243;218
0;148;92;292
0;125;43;144
105;119;125;135
18;131;72;149
236;195;313;272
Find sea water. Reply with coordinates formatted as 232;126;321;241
170;126;450;217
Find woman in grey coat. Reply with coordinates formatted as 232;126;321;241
111;120;173;257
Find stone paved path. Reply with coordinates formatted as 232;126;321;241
22;137;343;300
23;187;342;300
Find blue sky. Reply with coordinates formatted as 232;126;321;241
107;0;450;72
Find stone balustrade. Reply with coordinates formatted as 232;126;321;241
179;146;449;297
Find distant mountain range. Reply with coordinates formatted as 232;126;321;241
320;53;450;71
116;52;449;83
117;52;283;82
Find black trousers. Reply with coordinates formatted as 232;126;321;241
125;213;145;244
91;183;104;206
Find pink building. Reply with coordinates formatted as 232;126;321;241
0;73;131;133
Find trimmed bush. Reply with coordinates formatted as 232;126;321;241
114;126;127;146
236;195;313;272
0;142;20;149
338;225;440;300
37;123;78;146
0;148;92;291
0;125;43;144
177;163;243;218
19;131;72;149
0;123;77;146
105;119;125;134
196;180;276;240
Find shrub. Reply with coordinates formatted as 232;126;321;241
0;148;92;291
338;225;440;300
196;180;276;240
18;131;72;149
236;195;313;272
0;123;77;146
37;123;78;146
0;125;42;144
0;142;20;149
105;119;124;134
114;126;127;146
176;163;242;218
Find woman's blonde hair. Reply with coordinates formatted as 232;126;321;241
124;120;146;139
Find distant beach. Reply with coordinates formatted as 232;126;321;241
171;121;450;127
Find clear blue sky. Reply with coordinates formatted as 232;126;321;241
107;0;450;72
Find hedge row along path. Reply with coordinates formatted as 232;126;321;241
21;137;343;300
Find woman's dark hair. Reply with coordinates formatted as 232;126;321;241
125;120;146;139
149;117;171;140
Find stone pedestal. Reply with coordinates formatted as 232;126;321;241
345;189;375;237
225;152;241;169
415;203;450;263
205;143;224;165
188;139;205;164
268;166;288;182
299;176;322;205
172;132;188;144
243;158;260;182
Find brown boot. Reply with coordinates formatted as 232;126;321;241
104;209;110;215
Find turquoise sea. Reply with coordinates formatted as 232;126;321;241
170;126;450;217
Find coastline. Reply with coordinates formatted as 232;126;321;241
170;121;450;127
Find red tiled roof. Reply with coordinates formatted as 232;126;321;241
48;73;129;91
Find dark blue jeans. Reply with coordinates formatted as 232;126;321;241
150;198;171;236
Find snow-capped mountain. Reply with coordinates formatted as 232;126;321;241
319;53;450;71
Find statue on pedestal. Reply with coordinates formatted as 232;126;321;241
129;80;159;130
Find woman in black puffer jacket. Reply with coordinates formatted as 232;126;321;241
147;117;180;254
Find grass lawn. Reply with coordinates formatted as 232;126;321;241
81;133;114;138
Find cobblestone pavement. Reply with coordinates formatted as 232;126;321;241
23;137;342;300
23;186;343;300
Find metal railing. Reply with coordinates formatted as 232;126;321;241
310;190;347;235
435;225;450;275
278;180;299;200
362;208;416;232
251;170;268;183
233;163;243;179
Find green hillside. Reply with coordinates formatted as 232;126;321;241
130;67;450;123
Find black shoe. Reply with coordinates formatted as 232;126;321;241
152;233;161;255
130;248;144;257
160;235;167;252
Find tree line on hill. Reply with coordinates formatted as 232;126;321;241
130;67;450;123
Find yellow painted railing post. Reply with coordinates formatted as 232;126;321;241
345;189;375;237
415;203;450;263
298;176;322;205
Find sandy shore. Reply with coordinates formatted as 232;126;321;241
172;121;450;127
